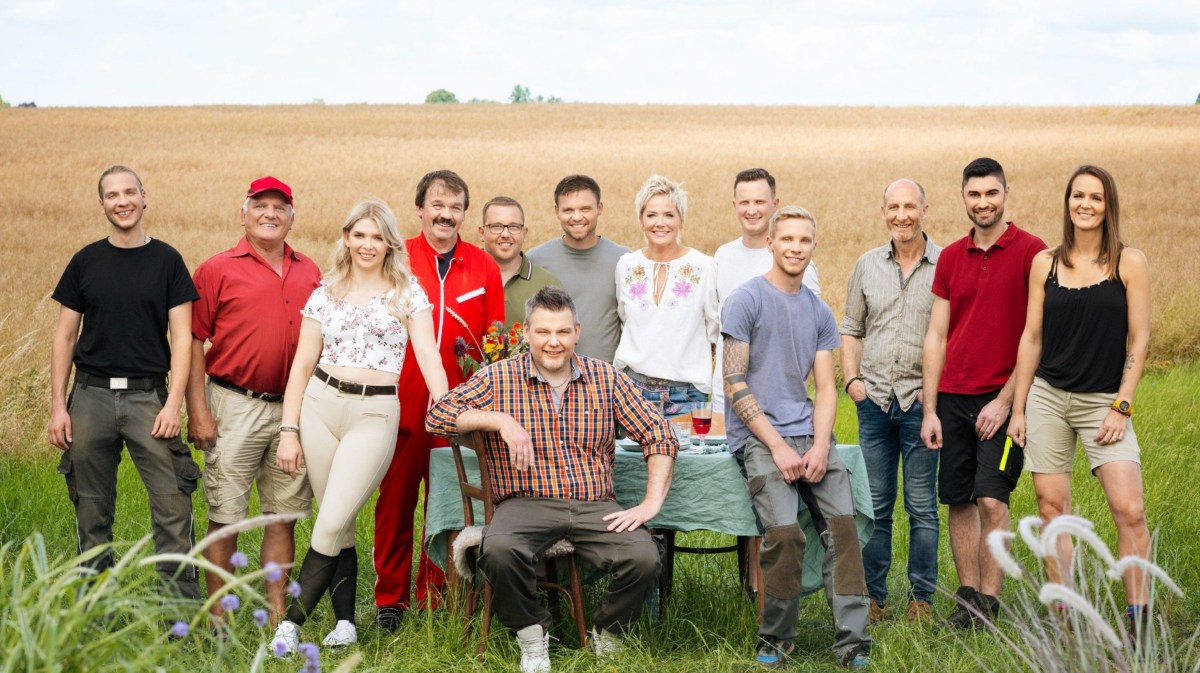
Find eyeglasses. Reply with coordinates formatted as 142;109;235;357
483;223;526;235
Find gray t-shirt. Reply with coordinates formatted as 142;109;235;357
721;275;839;452
528;236;630;363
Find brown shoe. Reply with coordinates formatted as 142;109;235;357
869;599;888;623
906;600;932;622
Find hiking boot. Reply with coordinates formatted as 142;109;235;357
869;599;888;623
322;620;358;647
975;593;1000;625
906;600;933;622
590;627;623;658
375;605;405;632
843;648;872;670
516;624;551;673
755;636;795;668
945;586;980;629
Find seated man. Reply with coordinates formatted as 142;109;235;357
426;287;677;673
722;207;871;669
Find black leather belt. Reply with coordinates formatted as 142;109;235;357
315;367;397;397
210;377;284;403
75;372;166;391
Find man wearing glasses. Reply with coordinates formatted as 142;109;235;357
479;196;561;332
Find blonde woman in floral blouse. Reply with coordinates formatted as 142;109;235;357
270;199;448;655
614;175;720;416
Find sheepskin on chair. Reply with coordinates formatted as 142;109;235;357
451;526;577;581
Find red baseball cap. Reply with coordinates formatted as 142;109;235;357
246;176;293;204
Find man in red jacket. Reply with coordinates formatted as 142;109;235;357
373;170;505;629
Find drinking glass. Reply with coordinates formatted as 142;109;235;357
691;401;713;442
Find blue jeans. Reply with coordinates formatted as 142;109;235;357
856;397;939;605
623;370;706;418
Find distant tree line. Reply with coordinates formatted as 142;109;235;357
0;94;36;108
424;85;562;105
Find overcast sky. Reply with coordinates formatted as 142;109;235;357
2;0;1197;107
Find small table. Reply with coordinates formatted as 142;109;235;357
423;444;873;598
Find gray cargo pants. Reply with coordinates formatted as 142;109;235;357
741;435;871;662
57;381;202;600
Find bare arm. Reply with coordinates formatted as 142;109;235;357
152;302;193;439
920;297;950;449
724;337;804;482
1097;248;1151;445
604;453;673;532
1008;252;1051;446
47;307;82;451
276;318;322;476
184;338;218;451
408;309;449;401
802;350;837;483
839;334;867;403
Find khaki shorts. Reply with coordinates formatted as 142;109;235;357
1025;377;1140;473
203;381;312;523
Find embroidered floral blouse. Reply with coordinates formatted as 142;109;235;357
300;280;432;375
613;248;720;393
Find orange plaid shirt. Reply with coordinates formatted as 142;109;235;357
426;353;677;502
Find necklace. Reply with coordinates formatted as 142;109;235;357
535;365;571;389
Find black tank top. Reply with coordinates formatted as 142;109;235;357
1036;253;1127;393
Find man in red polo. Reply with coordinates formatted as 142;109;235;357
920;158;1046;628
185;176;322;626
373;170;505;629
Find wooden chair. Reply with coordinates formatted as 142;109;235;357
448;433;588;655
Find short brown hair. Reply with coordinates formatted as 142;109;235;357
525;286;579;325
734;168;775;197
554;174;601;205
482;196;524;223
97;164;143;198
415;170;469;210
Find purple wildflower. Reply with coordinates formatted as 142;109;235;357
230;551;249;569
272;638;290;657
253;609;269;627
299;642;321;672
219;594;240;611
453;336;468;358
287;581;302;598
264;562;283;582
169;621;189;638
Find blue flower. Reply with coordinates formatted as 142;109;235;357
219;594;241;611
169;621;189;638
253;609;269;627
272;638;290;657
264;561;283;582
287;580;302;598
230;551;249;569
298;642;320;672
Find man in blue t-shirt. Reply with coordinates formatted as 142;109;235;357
722;207;871;670
47;165;201;601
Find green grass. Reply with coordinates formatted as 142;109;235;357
2;363;1199;672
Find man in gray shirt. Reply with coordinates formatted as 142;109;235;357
839;179;941;623
527;175;629;362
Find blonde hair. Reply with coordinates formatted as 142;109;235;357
325;199;414;321
769;205;816;237
634;174;688;221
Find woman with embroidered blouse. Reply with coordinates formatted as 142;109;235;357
614;175;719;416
1007;165;1152;640
270;199;448;654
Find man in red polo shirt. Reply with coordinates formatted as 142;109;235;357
185;176;322;626
920;158;1046;628
373;170;505;629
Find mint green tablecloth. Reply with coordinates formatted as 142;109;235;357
423;444;873;595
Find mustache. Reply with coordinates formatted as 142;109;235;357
434;217;456;227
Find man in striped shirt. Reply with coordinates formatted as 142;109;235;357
427;287;676;673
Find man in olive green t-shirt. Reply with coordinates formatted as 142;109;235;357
478;196;561;331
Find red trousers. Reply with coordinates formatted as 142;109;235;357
372;384;447;609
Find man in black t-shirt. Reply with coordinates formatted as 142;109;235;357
47;165;202;600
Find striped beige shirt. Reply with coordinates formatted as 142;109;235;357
839;235;941;412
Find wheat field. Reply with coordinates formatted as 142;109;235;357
2;104;1198;452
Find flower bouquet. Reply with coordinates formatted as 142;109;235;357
455;321;529;377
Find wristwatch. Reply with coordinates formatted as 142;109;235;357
1111;400;1132;417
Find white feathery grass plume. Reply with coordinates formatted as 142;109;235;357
1038;583;1123;648
1017;516;1047;558
190;512;306;556
987;530;1023;578
1041;515;1116;567
1108;555;1184;596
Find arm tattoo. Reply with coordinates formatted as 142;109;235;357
726;342;765;425
723;338;750;377
1124;353;1135;370
732;390;765;425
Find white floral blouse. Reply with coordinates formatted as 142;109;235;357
301;280;432;375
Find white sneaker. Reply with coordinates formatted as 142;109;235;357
590;626;623;658
515;624;550;673
322;620;358;647
270;620;300;657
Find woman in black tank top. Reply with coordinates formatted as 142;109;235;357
1008;166;1153;634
